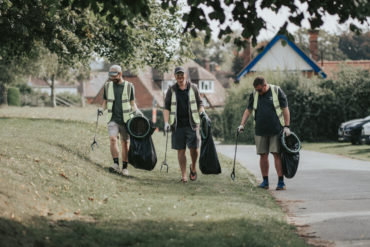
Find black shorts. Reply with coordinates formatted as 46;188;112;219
171;127;200;150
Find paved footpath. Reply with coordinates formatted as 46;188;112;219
217;144;370;247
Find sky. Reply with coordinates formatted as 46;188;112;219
201;0;370;42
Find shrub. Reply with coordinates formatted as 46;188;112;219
7;87;21;106
222;68;370;142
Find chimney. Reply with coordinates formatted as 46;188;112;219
243;39;251;67
308;29;319;61
204;59;210;72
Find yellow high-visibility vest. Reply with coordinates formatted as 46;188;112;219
106;81;133;123
252;84;284;126
169;84;200;126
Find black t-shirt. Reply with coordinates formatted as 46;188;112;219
247;86;288;136
103;81;134;125
175;84;191;128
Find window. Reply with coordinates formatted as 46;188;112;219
199;80;214;93
161;80;176;93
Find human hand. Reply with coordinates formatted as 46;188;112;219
135;109;144;116
237;125;244;133
283;126;291;136
164;122;170;132
200;111;211;123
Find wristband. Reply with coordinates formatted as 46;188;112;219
284;125;290;128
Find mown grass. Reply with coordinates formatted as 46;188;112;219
0;115;310;247
302;142;370;161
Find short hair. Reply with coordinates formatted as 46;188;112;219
253;76;266;87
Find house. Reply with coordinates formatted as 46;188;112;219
27;77;79;95
321;60;370;78
237;31;327;80
88;59;226;109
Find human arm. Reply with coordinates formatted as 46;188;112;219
282;107;291;136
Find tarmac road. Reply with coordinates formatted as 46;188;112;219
216;144;370;247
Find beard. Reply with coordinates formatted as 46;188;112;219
112;78;120;83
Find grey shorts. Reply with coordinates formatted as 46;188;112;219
254;134;281;154
107;121;130;141
172;127;200;150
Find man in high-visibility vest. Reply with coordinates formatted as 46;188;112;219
237;76;291;190
163;66;208;183
101;65;141;176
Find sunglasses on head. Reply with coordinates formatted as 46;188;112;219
108;71;119;77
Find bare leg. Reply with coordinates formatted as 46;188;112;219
189;148;198;173
272;152;283;177
178;149;187;181
110;136;119;159
121;140;129;163
259;153;269;177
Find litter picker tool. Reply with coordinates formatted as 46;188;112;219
231;131;239;181
160;130;169;173
91;109;103;151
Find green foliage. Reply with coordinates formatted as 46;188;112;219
232;55;245;78
57;92;82;106
207;109;224;139
339;31;370;60
7;87;21;106
162;0;369;46
222;68;370;142
294;29;348;61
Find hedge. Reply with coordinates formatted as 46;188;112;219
7;87;21;106
222;67;370;143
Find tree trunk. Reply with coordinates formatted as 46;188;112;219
79;80;85;107
50;75;56;107
0;82;8;106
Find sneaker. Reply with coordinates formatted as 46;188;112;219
109;163;121;174
276;181;286;190
121;168;129;177
258;180;269;189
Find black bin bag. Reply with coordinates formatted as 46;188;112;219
199;116;221;174
280;131;301;179
127;115;157;171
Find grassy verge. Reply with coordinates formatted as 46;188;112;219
0;117;309;247
302;142;370;161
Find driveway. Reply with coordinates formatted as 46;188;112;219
217;144;370;247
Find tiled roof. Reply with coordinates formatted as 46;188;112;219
84;72;107;98
135;59;226;108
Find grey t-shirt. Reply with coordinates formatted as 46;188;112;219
103;81;134;125
247;86;288;136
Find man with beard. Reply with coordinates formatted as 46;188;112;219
101;65;141;176
163;66;208;183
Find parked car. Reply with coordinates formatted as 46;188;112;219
338;118;365;142
361;122;370;144
341;116;370;145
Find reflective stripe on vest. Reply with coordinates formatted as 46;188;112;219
169;85;200;126
252;84;284;126
106;81;133;123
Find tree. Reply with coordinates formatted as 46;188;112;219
339;31;370;60
0;1;192;104
161;0;370;46
294;29;348;61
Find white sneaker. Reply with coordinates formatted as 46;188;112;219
121;168;129;176
109;163;121;174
